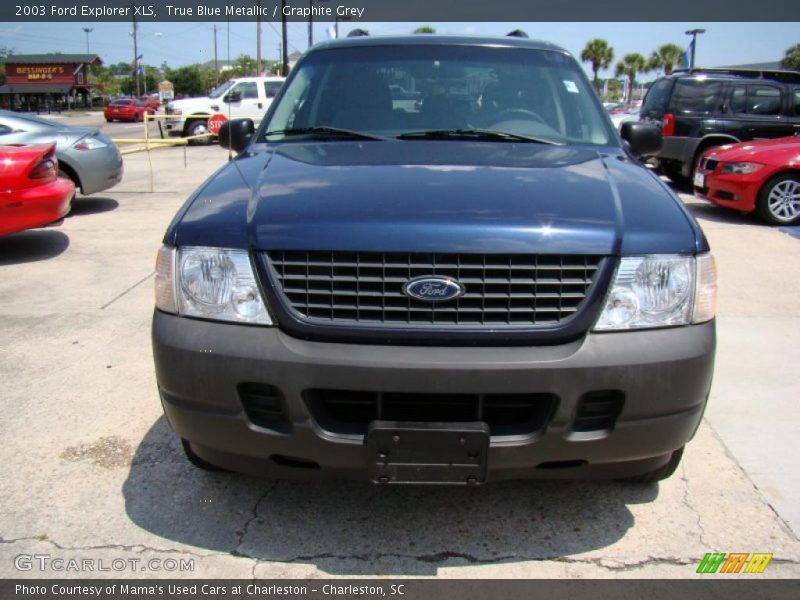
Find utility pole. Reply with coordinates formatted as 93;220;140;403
212;24;219;82
308;0;313;47
81;27;93;54
281;0;289;75
685;28;706;69
256;2;262;76
132;12;140;97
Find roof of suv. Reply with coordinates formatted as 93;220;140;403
668;68;800;84
309;34;569;55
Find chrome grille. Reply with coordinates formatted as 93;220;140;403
266;251;603;328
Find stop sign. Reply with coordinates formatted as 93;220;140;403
207;113;228;136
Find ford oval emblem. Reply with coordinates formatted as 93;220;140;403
402;276;465;302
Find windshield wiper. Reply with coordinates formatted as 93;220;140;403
396;129;562;145
263;126;387;141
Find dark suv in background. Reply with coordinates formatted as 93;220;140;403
641;68;800;182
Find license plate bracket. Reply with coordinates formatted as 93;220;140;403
367;421;489;485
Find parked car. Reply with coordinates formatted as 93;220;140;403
0;110;123;195
610;107;640;130
140;95;161;112
152;34;716;485
164;76;285;144
640;68;800;183
0;143;74;236
104;98;153;122
694;135;800;225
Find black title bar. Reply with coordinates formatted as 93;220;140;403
3;0;800;22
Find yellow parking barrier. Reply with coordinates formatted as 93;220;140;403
109;112;265;191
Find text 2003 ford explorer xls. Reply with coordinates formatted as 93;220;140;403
152;36;717;485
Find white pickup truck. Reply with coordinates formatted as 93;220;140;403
164;76;285;143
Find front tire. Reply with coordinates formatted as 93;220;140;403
622;447;684;484
756;173;800;225
186;119;212;146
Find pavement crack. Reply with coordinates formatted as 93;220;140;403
232;481;280;559
678;462;710;548
100;271;154;310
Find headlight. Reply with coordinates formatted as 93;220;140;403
72;136;108;151
720;162;763;175
154;245;272;325
594;254;716;331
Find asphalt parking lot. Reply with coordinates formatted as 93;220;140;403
1;114;799;579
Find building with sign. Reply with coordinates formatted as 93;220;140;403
0;54;102;112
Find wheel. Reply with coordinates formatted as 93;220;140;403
105;117;112;122
756;173;800;225
622;447;684;484
133;112;141;122
186;120;212;145
181;439;226;472
661;161;688;185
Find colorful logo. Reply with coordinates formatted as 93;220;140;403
696;552;773;574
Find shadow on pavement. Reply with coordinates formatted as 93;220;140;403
123;418;659;576
68;197;119;217
0;230;70;265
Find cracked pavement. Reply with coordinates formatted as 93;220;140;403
1;130;799;578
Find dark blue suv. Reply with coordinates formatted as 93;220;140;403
152;35;717;485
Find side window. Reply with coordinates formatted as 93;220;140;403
237;82;259;99
0;123;12;136
730;85;747;114
263;81;282;98
670;79;724;115
747;85;781;116
642;78;673;116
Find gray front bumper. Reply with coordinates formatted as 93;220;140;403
152;311;715;480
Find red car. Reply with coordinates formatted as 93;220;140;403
0;143;75;236
139;95;161;112
104;98;154;122
694;136;800;225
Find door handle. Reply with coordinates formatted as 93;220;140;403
258;102;263;109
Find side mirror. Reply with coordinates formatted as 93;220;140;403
218;118;255;153
620;121;662;157
223;89;242;104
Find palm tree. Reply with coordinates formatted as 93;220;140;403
782;43;800;71
413;26;436;34
615;53;649;102
580;39;614;92
649;43;684;75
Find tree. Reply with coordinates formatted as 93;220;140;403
782;43;800;71
162;65;206;97
615;53;649;102
580;39;614;92
413;26;436;34
648;43;684;75
0;46;13;86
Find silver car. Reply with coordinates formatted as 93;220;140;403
0;110;123;195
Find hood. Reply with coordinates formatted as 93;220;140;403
172;141;701;255
708;136;800;162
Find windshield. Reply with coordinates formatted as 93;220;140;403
261;44;614;146
208;80;235;99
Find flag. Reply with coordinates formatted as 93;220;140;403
682;39;694;69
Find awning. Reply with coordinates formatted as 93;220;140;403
0;84;73;95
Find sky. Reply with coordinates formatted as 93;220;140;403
0;21;796;80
